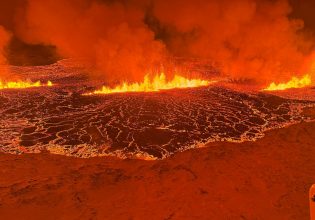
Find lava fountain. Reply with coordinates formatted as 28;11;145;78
0;80;53;90
263;74;312;91
87;73;213;95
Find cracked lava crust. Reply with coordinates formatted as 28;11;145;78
0;61;314;159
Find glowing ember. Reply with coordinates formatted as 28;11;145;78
88;73;212;95
263;74;311;91
0;80;53;90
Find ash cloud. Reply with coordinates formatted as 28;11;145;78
1;0;315;85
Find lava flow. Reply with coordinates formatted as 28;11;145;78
263;74;312;91
87;73;212;95
0;80;53;90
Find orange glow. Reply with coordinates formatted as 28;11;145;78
88;73;212;95
263;74;311;91
0;80;53;90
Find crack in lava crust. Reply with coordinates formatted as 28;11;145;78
0;61;314;159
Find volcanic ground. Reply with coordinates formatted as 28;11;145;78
0;60;314;159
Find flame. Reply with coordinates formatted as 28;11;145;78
88;73;212;95
0;80;53;90
263;74;311;91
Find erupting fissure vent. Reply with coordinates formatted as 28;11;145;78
264;74;311;91
0;80;53;90
87;73;213;95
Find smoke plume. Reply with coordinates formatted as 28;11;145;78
0;25;11;79
0;26;10;64
151;0;315;84
15;0;166;83
1;0;314;85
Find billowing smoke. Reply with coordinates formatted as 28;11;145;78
151;0;314;84
0;26;11;64
1;0;314;85
15;0;166;83
0;25;11;79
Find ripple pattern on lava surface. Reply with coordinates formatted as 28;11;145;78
0;78;314;159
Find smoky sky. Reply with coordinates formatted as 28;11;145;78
0;0;314;31
0;0;315;85
289;0;315;31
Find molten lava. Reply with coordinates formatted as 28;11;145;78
88;73;212;95
263;74;311;91
0;80;53;90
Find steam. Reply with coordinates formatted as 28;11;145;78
5;0;315;85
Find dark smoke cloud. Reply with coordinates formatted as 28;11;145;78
0;0;314;85
289;0;315;31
